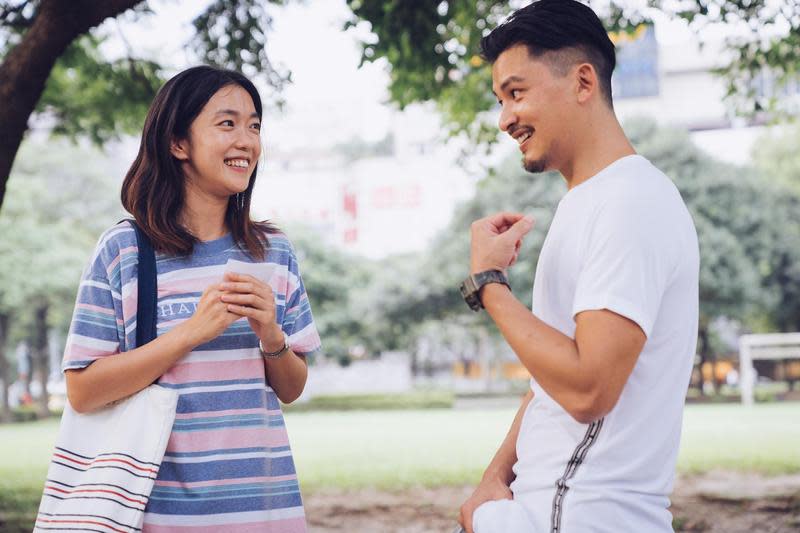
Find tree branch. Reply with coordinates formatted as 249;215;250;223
0;0;144;210
0;0;36;29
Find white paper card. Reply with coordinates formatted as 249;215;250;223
223;259;279;291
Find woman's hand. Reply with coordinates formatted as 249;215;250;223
219;272;307;403
179;283;241;348
219;272;284;350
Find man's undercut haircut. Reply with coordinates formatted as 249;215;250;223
480;0;616;106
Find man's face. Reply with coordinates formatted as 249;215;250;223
492;44;575;174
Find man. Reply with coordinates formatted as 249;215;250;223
457;1;699;532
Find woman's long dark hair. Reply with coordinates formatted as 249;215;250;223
121;65;276;259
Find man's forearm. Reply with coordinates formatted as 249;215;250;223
480;284;596;420
484;389;533;485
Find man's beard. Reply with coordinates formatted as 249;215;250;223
523;155;547;174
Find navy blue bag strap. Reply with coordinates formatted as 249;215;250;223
124;219;158;347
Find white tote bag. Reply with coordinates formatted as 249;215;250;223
35;220;176;532
34;385;178;532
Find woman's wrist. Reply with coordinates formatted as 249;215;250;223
259;325;285;353
171;319;201;352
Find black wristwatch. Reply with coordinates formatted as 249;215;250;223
460;270;510;311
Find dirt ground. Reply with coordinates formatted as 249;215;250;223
304;471;800;532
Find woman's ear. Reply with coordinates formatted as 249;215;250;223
170;138;190;161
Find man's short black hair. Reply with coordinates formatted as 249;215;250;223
480;0;616;106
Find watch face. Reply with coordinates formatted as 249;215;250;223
459;281;471;300
464;275;478;294
460;278;482;312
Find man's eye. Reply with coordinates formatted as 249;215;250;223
251;122;262;131
511;89;521;99
220;119;234;127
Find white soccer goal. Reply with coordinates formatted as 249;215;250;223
738;332;800;406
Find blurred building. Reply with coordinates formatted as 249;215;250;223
611;23;798;165
252;108;474;259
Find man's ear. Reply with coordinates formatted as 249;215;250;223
170;138;190;161
575;63;598;104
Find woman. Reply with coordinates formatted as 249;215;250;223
63;66;321;532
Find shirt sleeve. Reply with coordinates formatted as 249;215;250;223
281;250;322;357
571;196;677;338
62;232;127;372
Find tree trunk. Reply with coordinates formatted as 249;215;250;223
19;341;32;400
410;340;420;377
32;302;50;418
478;328;493;393
697;325;714;396
0;0;143;210
0;313;11;423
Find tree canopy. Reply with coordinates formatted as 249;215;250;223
753;124;800;195
0;0;289;210
0;138;123;416
0;139;123;335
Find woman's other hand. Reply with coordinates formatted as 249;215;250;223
219;272;284;351
180;283;241;348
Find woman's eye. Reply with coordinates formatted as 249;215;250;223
511;89;521;99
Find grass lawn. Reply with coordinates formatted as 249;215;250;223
287;402;800;490
1;402;798;530
678;403;800;475
0;419;61;532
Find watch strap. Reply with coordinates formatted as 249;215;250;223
460;269;510;311
259;334;290;359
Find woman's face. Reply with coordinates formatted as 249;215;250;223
171;84;262;199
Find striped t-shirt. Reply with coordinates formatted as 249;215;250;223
62;222;321;532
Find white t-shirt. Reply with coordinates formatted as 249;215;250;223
509;154;699;532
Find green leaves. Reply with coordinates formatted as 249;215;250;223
5;0;297;152
37;35;163;145
346;0;506;110
191;0;291;108
287;224;375;358
753;124;800;195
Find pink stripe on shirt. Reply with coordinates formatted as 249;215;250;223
166;427;290;453
143;517;307;533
